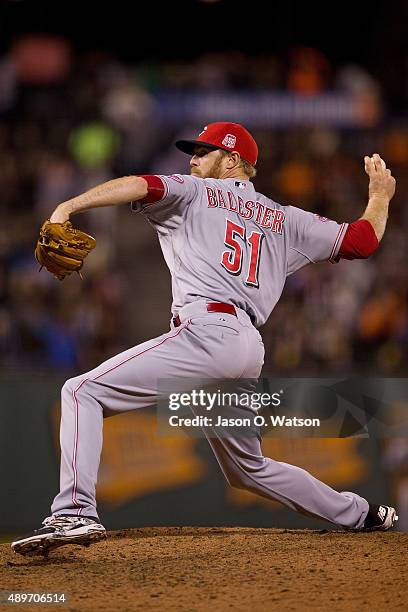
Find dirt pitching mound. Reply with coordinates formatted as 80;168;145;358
1;527;407;611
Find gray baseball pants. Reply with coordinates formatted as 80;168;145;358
51;300;369;529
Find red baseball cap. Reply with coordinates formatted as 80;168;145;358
176;122;258;166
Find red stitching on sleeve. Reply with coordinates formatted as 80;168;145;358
329;223;347;261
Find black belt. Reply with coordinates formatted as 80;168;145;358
173;302;237;327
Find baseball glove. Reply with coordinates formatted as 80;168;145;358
35;220;96;280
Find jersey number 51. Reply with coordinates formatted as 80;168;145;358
221;219;264;288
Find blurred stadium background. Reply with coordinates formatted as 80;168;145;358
0;1;407;534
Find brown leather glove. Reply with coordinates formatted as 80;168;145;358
35;220;96;280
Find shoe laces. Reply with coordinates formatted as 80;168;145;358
42;515;80;528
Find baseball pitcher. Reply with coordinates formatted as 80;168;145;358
12;122;397;556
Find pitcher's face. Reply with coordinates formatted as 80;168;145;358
190;147;226;179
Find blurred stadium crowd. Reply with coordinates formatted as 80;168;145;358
0;37;407;376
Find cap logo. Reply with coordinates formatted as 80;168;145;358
222;134;236;149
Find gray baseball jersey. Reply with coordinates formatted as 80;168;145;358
132;175;348;327
49;173;369;532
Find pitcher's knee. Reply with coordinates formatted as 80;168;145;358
62;378;75;400
224;470;246;490
223;464;262;491
61;376;90;404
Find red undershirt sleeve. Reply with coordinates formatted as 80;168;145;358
138;175;166;204
338;219;379;260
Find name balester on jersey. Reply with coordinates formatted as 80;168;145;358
133;174;347;329
205;182;286;234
